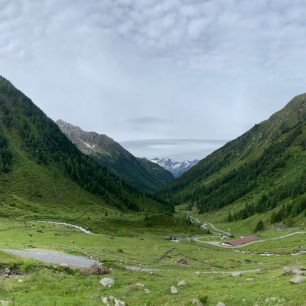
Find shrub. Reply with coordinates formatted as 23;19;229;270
254;220;264;232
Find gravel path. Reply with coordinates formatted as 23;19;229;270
189;216;231;236
208;222;231;236
0;249;99;269
124;265;262;275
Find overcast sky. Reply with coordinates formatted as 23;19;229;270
1;0;306;160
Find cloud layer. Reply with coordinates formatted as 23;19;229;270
1;0;306;159
120;139;228;160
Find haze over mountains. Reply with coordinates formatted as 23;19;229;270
57;120;174;193
121;139;227;163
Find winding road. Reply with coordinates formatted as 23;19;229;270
189;215;305;249
189;216;231;236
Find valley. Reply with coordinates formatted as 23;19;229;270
1;0;306;304
0;77;305;305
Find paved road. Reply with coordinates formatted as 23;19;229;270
0;249;99;269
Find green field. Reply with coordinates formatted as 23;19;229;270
0;211;305;306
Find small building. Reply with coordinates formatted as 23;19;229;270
224;235;258;247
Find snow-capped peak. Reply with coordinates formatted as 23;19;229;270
150;157;199;177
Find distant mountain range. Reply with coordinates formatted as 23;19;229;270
150;157;199;177
57;120;174;193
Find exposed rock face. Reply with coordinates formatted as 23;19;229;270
114;299;125;306
231;272;242;277
283;266;301;275
283;266;306;276
192;299;204;306
100;278;115;288
134;283;145;290
282;266;306;284
290;275;306;284
177;280;187;287
170;286;178;294
150;157;199;177
102;296;125;306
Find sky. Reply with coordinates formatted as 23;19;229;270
1;0;306;160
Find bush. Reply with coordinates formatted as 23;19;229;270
199;295;209;304
254;220;264;232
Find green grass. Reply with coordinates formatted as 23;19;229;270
0;216;305;305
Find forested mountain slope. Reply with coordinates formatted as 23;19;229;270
159;94;306;223
0;76;168;220
57;120;174;193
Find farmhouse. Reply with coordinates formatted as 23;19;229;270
223;235;258;247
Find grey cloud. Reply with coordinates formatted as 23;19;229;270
127;117;172;125
0;0;306;159
120;139;228;161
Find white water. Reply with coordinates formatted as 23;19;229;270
37;221;93;234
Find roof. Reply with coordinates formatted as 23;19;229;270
226;235;258;246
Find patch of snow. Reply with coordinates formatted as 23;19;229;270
79;139;96;149
150;157;199;177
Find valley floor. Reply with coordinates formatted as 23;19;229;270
0;216;305;306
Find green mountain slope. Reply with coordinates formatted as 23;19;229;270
137;157;175;186
0;76;169;220
57;120;174;193
159;93;306;223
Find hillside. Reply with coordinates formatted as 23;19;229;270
0;76;170;221
57;120;174;193
159;93;306;224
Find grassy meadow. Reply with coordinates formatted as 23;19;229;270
0;209;305;306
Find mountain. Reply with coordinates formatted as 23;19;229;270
150;157;199;177
0;76;169;221
159;93;306;224
56;120;174;193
